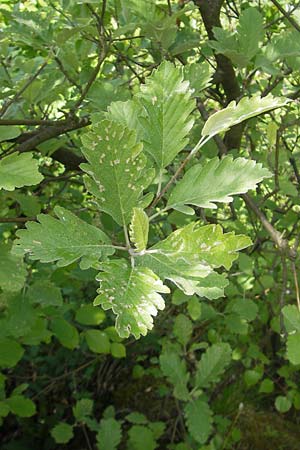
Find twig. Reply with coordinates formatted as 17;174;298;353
0;59;48;118
269;0;300;32
280;256;288;336
0;217;36;223
292;262;300;311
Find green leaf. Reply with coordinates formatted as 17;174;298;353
85;330;111;354
275;396;292;413
168;156;271;211
183;62;212;95
244;369;262;387
259;379;274;393
0;338;24;368
0;125;21;141
0;243;27;292
126;412;148;424
138;222;250;298
106;100;142;137
159;352;189;401
0;152;43;191
81;119;154;226
228;298;258;322
286;333;300;365
187;296;202;321
130;207;149;252
13;206;114;268
137;61;195;171
27;280;63;307
75;305;105;325
0;401;10;418
128;425;156;450
110;342;126;358
210;8;264;67
73;398;93;422
237;8;264;60
97;417;122;450
51;422;74;444
94;259;169;339
282;305;300;333
173;314;193;346
51;318;79;349
201;95;290;140
196;343;232;388
184;399;213;444
6;395;36;417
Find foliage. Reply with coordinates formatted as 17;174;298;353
0;1;300;449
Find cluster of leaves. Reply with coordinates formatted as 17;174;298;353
0;1;300;449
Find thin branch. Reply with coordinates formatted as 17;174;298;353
0;119;69;126
54;56;82;91
0;59;48;118
292;262;300;311
269;0;300;32
0;217;36;223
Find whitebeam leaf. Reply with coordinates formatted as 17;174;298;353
184;399;213;445
195;343;232;388
129;208;149;252
168;156;271;212
202;94;290;139
94;260;169;339
137;222;250;299
13;206;114;268
81;119;154;226
137;61;195;171
0;152;43;191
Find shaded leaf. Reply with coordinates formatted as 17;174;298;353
184;399;213;444
196;343;232;388
159;352;189;401
130;207;149;252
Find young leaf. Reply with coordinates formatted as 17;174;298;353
201;94;290;140
130;207;149;252
94;260;169;339
0;244;27;292
97;417;122;450
138;222;251;298
159;352;190;401
13;206;114;268
137;60;195;171
167;156;271;212
0;152;43;191
184;399;213;445
282;305;300;333
195;343;232;388
81;119;154;226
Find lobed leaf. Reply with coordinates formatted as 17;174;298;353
195;343;232;388
129;207;149;252
0;152;43;191
184;399;213;444
137;60;195;171
13;206;114;268
94;259;169;339
201;94;290;139
81;119;154;226
168;156;271;211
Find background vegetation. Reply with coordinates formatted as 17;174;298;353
0;0;300;449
